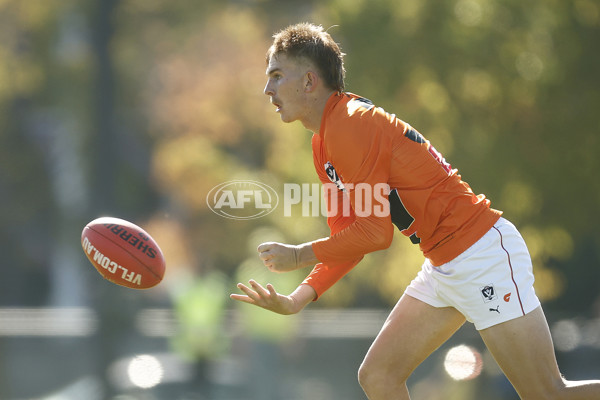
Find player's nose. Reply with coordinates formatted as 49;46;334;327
264;80;275;96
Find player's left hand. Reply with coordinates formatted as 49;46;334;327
230;280;298;315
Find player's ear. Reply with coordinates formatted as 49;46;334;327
304;71;319;93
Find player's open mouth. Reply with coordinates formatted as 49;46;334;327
272;99;282;112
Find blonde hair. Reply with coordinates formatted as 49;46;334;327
267;23;346;92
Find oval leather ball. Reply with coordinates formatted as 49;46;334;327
81;217;165;289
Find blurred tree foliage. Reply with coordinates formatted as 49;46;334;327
1;0;599;326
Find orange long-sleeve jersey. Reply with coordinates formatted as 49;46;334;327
302;92;502;299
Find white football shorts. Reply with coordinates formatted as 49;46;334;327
405;217;541;330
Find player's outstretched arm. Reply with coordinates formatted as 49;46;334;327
230;281;316;315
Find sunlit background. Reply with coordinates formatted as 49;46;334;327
1;0;599;399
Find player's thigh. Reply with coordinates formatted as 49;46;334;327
361;293;466;380
479;306;563;396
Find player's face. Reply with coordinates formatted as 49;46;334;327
264;54;309;124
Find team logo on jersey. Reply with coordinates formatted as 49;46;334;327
324;161;345;191
480;284;497;303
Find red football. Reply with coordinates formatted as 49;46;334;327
81;217;166;289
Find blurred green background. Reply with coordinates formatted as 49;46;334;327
1;0;599;399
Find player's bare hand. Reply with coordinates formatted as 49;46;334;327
257;242;299;272
230;280;298;315
257;241;318;272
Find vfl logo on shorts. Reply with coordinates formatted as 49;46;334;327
480;284;497;303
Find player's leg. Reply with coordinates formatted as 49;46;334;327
480;305;600;400
358;293;466;400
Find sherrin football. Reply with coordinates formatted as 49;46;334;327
81;217;166;289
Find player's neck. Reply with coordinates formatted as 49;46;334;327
301;89;337;134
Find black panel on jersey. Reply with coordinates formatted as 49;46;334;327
405;127;426;144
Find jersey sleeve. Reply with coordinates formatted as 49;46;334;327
300;135;364;300
311;106;395;264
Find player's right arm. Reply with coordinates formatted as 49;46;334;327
231;173;360;313
298;135;365;299
231;134;366;311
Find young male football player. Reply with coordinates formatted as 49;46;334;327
230;23;600;399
